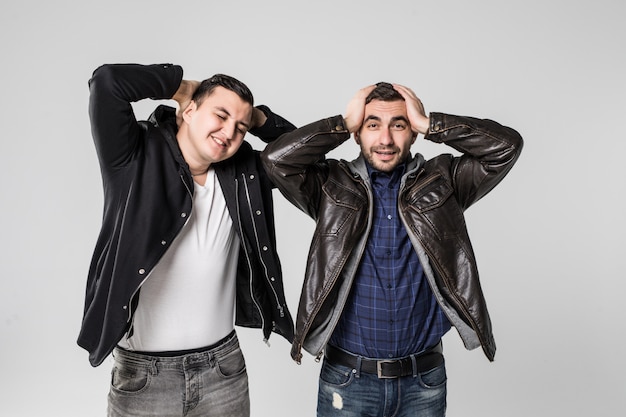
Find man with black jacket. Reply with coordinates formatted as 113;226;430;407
78;63;295;416
261;82;522;416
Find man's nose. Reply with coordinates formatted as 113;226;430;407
222;121;236;141
379;128;393;145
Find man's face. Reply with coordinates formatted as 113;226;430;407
180;86;252;167
356;99;416;172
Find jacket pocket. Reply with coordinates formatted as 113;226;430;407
319;179;366;237
405;174;466;239
406;174;452;211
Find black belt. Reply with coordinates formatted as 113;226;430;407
324;342;443;379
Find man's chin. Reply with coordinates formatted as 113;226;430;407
372;161;398;173
365;153;402;172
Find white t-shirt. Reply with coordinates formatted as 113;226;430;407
119;168;240;352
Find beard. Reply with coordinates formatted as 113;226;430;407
362;145;407;172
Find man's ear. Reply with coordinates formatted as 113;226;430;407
354;131;360;145
181;100;197;124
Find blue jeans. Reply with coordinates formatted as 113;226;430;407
317;357;447;417
107;331;249;417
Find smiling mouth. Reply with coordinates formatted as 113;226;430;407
374;149;396;160
211;136;227;148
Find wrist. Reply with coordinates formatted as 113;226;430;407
416;115;430;135
172;80;197;105
251;107;268;129
343;117;359;133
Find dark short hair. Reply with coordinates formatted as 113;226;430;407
365;82;404;104
192;74;254;107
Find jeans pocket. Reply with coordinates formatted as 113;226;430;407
418;362;447;389
110;363;151;394
319;361;354;388
215;346;247;379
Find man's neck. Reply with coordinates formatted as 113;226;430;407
176;129;211;181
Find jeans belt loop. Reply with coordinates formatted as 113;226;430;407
355;356;362;379
150;358;158;376
410;354;418;378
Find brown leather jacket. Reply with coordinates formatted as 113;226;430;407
261;112;523;363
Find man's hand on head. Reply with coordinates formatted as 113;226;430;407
393;84;430;135
344;85;376;133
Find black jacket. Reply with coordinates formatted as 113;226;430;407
262;114;522;362
78;63;295;367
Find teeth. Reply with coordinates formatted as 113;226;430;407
213;137;226;147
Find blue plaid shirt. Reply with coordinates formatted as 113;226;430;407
329;162;451;359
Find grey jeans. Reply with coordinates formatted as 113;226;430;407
107;331;249;417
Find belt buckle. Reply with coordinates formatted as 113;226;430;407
376;360;397;379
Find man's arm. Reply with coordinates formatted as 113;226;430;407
262;86;383;217
261;115;349;219
249;105;296;143
426;112;523;208
88;63;183;169
394;84;523;207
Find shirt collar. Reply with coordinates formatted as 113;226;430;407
366;160;407;188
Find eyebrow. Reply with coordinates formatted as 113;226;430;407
215;106;250;129
390;116;409;124
363;115;409;124
364;115;381;123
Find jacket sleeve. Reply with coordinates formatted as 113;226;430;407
260;115;350;219
425;112;523;209
88;63;183;170
249;105;297;143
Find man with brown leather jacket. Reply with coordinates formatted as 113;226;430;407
261;82;522;416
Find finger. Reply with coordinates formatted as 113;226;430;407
395;85;425;113
357;84;376;99
392;84;418;101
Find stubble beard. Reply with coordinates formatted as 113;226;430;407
364;146;404;173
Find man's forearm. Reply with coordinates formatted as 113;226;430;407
262;115;349;177
171;79;199;111
425;112;523;165
89;63;183;168
260;115;349;219
249;105;297;144
425;112;523;207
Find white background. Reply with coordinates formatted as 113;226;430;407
1;0;624;416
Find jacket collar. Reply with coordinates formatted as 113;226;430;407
148;105;188;169
346;152;425;182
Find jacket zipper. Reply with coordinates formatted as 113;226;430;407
235;177;268;343
241;173;284;318
297;166;369;360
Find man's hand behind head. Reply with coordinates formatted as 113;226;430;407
173;80;200;128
